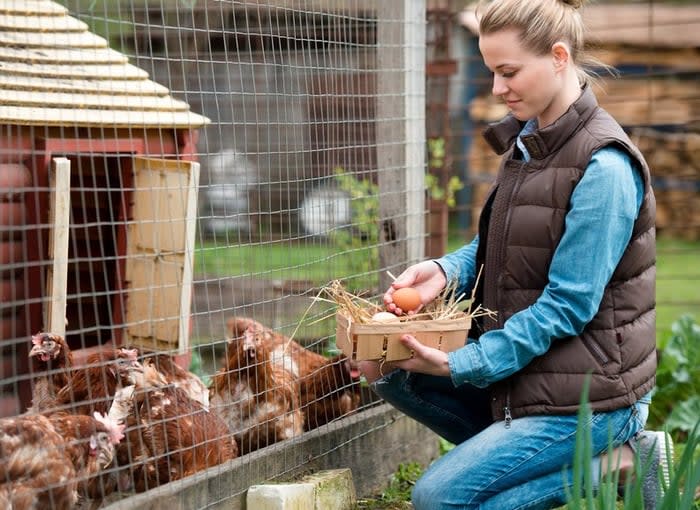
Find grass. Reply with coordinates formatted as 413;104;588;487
654;236;700;341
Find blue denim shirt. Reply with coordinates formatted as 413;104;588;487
438;121;644;389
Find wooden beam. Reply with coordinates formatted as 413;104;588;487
45;157;70;337
376;0;426;292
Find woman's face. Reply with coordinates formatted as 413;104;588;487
479;28;565;127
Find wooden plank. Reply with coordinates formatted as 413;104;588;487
0;74;170;96
0;61;149;80
0;14;87;32
0;46;128;65
0;0;67;16
581;5;700;49
180;159;199;355
44;157;71;337
0;106;209;128
593;47;700;72
0;89;191;112
125;157;200;353
0;30;108;49
376;0;426;292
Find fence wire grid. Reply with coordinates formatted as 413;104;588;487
0;0;698;508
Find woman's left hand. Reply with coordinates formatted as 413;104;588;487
394;334;451;377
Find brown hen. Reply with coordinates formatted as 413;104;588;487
227;317;361;431
93;353;236;493
300;354;361;431
211;322;304;454
54;348;142;416
226;317;329;378
27;332;74;413
0;409;124;510
139;350;210;409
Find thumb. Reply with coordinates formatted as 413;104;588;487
392;270;417;289
399;334;423;353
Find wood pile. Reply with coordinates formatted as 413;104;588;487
466;82;700;239
633;128;700;240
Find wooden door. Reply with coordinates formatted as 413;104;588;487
124;156;199;353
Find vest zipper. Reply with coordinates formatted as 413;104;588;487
585;337;610;365
484;160;526;328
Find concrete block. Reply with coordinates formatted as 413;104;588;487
246;482;315;509
246;468;356;510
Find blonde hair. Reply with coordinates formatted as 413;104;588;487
477;0;612;85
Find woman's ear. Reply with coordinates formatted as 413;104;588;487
552;42;570;70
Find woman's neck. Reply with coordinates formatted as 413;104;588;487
538;72;583;128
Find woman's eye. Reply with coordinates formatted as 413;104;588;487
502;71;516;78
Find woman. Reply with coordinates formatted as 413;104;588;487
359;0;670;508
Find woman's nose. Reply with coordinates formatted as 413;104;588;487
492;74;507;96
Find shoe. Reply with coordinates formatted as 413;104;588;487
629;430;673;510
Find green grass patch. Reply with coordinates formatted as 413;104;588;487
655;237;699;342
195;238;379;291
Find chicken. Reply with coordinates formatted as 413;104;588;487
107;354;237;493
0;409;124;510
227;317;361;431
211;322;304;454
300;354;361;431
27;332;73;412
139;351;210;409
54;348;143;416
226;317;328;378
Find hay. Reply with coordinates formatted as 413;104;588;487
314;269;496;326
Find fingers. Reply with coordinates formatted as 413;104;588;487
394;334;451;377
399;333;423;353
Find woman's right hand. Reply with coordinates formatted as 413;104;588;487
384;260;447;315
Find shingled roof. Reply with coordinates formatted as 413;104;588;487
0;0;209;128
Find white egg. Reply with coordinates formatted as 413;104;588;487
371;311;400;322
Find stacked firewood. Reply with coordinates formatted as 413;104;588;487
633;128;700;240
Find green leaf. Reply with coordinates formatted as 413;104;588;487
666;396;700;433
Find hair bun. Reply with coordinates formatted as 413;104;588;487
561;0;585;9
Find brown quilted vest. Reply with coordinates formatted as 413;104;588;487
478;85;657;421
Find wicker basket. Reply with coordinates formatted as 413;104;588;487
336;311;471;362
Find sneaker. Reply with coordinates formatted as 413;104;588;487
629;430;673;510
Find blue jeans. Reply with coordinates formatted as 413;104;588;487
371;369;649;510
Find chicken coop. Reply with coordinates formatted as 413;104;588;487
0;0;437;508
0;0;208;415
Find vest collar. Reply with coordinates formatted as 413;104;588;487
482;84;598;160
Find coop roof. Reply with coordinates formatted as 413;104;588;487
0;0;209;129
459;4;700;49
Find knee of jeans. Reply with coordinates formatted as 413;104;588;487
411;475;436;510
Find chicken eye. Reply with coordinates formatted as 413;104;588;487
98;432;110;445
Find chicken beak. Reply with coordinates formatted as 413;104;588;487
28;344;51;362
244;347;256;360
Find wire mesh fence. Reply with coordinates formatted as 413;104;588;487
0;0;698;508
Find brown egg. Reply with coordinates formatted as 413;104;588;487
392;287;421;313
